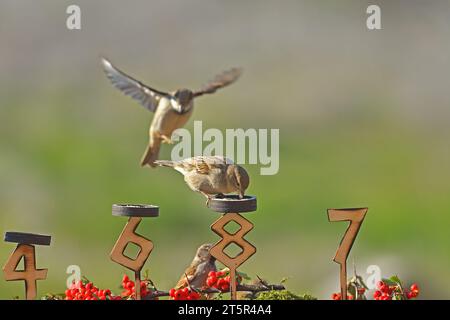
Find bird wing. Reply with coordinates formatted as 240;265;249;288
175;265;197;289
101;57;169;112
193;67;242;97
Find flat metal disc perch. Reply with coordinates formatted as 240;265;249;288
207;195;257;213
112;204;159;217
4;232;51;246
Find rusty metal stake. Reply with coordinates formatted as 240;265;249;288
110;204;159;300
328;207;367;300
208;195;257;300
2;232;51;300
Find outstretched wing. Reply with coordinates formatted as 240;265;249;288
101;57;169;112
193;67;242;97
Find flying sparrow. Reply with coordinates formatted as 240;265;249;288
101;58;242;167
154;156;250;204
175;243;216;291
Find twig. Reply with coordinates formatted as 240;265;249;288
142;282;286;300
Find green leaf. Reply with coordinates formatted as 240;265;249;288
389;275;402;285
237;271;251;280
381;278;397;286
255;290;317;300
280;277;290;284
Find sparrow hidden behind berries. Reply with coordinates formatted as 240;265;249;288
175;243;217;290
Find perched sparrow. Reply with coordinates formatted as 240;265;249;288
175;243;216;290
154;156;250;204
101;58;242;167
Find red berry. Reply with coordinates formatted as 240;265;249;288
208;271;216;277
376;281;385;290
332;293;341;300
123;274;129;283
410;284;419;293
347;294;354;300
169;288;176;297
206;277;216;287
123;289;132;296
381;292;391;300
181;287;190;296
373;290;382;298
174;290;182;300
379;284;389;293
216;278;226;287
221;283;230;292
190;291;200;300
126;281;134;289
65;289;72;297
216;271;226;277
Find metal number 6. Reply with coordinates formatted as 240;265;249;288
328;207;367;300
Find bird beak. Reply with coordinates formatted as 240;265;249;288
174;104;183;113
171;99;183;113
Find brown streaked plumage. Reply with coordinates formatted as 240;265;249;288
175;243;216;290
101;57;242;167
154;156;250;204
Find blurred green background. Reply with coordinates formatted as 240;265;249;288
1;0;450;299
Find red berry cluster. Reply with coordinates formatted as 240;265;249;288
373;281;419;300
207;271;230;292
331;292;354;300
121;274;152;299
168;287;201;300
407;283;420;299
64;280;118;300
206;270;241;292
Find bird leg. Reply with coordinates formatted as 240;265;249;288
161;134;174;144
155;131;174;144
201;192;213;206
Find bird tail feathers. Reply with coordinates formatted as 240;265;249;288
153;159;176;168
140;141;161;167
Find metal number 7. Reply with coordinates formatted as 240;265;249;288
328;207;367;300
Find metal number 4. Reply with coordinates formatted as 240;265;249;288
3;244;48;300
